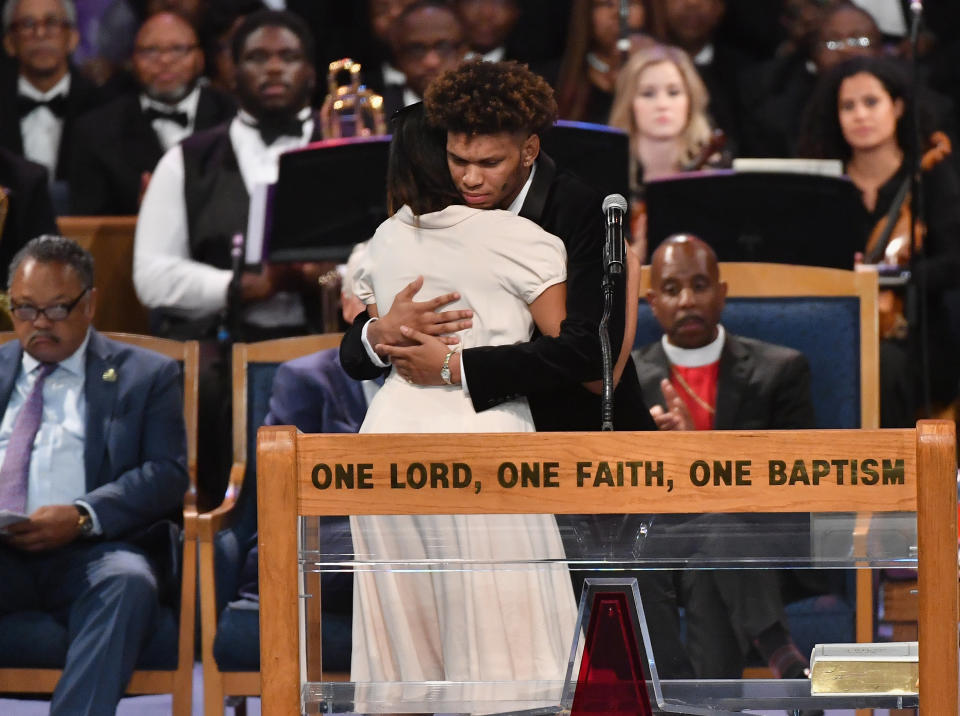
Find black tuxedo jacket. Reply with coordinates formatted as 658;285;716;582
0;68;105;181
340;152;656;431
67;86;236;215
0;146;57;288
632;332;815;430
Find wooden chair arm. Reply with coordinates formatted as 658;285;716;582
197;462;247;540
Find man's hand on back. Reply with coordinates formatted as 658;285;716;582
368;276;473;355
377;326;462;386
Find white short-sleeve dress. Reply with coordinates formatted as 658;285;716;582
349;204;579;683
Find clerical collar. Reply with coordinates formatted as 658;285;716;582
507;163;536;215
140;85;200;119
662;324;725;367
18;72;70;102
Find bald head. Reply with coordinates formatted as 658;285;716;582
133;11;203;102
648;234;726;348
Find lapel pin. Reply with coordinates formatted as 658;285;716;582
102;368;117;382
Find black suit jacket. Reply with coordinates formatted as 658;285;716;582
0;146;57;288
632;332;815;430
340;152;656;431
0;69;106;181
68;87;236;215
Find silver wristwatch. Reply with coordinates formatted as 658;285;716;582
440;349;456;385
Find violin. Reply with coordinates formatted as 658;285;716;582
863;131;951;339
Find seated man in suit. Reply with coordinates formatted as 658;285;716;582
0;235;188;715
68;10;235;215
0;145;57;287
1;0;107;212
634;233;815;681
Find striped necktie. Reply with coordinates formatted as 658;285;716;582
0;363;55;513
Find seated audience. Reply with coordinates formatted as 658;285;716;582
68;11;235;215
0;0;108;211
0;146;57;287
554;0;650;123
380;0;468;116
798;55;960;426
608;43;726;261
635;234;816;680
659;0;751;149
455;0;519;62
0;235;188;715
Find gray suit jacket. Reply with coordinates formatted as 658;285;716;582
0;330;189;540
632;332;815;430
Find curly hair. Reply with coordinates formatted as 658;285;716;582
797;56;932;161
424;60;557;137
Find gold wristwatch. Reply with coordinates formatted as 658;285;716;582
440;349;456;385
75;505;94;538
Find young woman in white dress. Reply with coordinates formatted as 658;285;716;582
349;103;579;685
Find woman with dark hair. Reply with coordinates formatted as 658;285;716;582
799;55;960;425
555;0;651;122
349;103;577;683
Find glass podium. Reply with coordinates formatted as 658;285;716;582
256;424;957;714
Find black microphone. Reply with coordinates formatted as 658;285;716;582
603;193;627;276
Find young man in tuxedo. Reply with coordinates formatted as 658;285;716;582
634;234;817;683
0;235;188;714
68;11;235;215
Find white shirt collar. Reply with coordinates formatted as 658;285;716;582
21;326;91;378
382;62;406;87
466;47;507;63
662;324;725;367
18;72;71;101
693;43;714;66
140;84;201;118
402;87;422;109
507;163;536;215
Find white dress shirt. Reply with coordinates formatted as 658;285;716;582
140;85;201;152
0;329;101;531
361;164;539;396
18;73;71;179
134;109;314;325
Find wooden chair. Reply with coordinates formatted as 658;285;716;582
256;423;958;713
198;334;349;716
0;332;199;715
57;216;148;334
637;263;880;670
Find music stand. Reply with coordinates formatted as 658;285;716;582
260;135;390;264
542;120;630;202
645;171;869;269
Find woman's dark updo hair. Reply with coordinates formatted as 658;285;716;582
798;55;933;161
386;103;463;216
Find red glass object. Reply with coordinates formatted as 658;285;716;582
570;591;654;716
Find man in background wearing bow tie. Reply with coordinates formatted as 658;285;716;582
67;11;235;215
0;0;105;213
134;9;328;507
0;235;188;714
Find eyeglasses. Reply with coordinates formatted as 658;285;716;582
8;15;72;36
397;40;462;61
822;36;873;52
11;288;90;322
134;43;199;61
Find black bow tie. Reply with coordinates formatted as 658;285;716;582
143;105;189;127
254;118;304;146
17;93;67;118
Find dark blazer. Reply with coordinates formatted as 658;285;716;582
68;87;236;215
632;332;815;430
0;69;106;181
264;347;378;433
0;146;57;288
340;151;656;431
0;330;189;540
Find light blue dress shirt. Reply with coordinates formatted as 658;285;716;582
0;329;101;532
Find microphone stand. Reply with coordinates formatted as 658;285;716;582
599;265;617;431
907;0;932;416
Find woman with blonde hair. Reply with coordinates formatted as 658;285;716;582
608;43;722;259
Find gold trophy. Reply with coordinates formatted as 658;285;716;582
319;58;387;139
